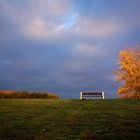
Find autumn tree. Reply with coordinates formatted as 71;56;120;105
114;47;140;99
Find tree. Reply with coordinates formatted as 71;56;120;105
114;47;140;99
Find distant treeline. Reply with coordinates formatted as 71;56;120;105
0;90;59;99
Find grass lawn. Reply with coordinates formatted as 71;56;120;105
0;99;140;140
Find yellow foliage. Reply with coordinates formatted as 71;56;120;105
114;47;140;99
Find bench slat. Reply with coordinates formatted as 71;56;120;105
82;92;102;95
82;95;102;97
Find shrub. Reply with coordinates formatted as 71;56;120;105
0;90;59;99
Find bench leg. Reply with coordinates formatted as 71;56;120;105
80;92;83;100
102;91;105;99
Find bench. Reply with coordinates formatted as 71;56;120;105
80;91;105;99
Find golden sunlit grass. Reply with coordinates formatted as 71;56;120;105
0;99;140;140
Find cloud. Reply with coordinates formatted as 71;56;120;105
71;0;140;39
1;0;140;41
0;0;127;41
21;18;66;40
74;43;105;57
72;16;125;38
28;0;70;18
60;43;107;76
0;0;73;40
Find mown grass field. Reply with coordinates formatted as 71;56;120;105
0;99;140;140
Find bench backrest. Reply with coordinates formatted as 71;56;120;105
82;92;102;95
80;92;104;99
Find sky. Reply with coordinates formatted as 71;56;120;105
0;0;140;99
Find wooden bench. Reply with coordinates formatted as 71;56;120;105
80;92;105;99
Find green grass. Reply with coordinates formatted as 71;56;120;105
0;99;140;140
